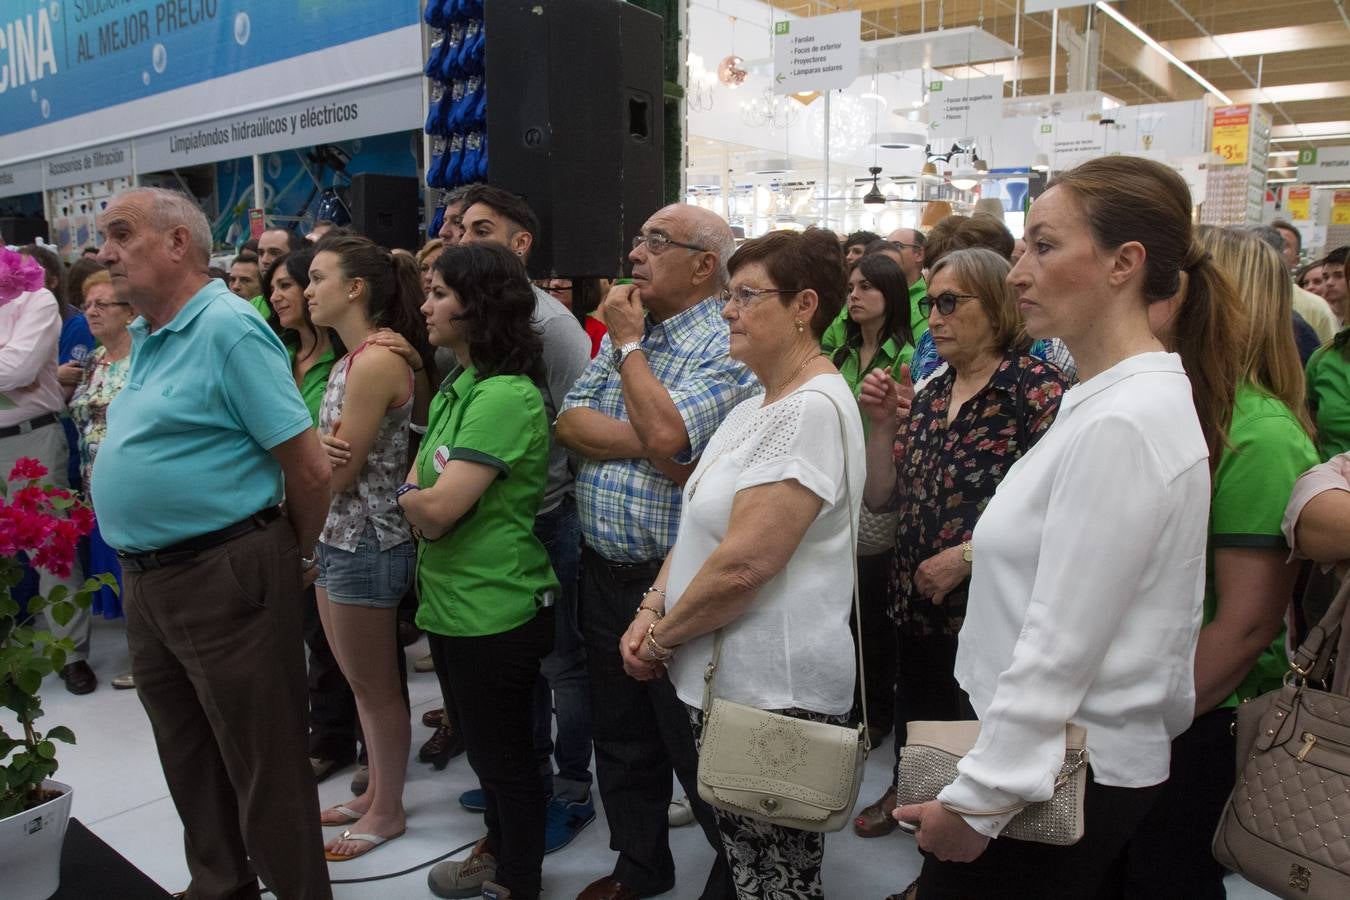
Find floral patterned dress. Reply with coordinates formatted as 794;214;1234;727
888;351;1068;637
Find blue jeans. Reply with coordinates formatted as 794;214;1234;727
532;495;592;802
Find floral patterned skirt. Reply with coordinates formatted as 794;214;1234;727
686;703;852;900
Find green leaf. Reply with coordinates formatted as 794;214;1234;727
49;495;75;510
34;740;55;760
45;726;75;744
49;647;66;672
16;669;39;695
49;601;73;628
46;585;68;606
0;595;19;618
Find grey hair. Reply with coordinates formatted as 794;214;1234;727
113;187;212;265
687;215;737;288
1242;224;1287;256
928;247;1028;352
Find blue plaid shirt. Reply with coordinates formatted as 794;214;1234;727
561;297;759;562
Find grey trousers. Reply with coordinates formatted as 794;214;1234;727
0;419;90;662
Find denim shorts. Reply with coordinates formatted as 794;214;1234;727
316;523;415;608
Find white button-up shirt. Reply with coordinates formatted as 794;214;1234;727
0;289;65;429
938;351;1211;838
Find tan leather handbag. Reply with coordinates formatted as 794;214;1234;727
1212;575;1350;899
695;388;869;833
895;720;1089;845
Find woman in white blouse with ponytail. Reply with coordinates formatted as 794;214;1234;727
886;156;1234;898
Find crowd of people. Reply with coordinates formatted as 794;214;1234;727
2;155;1349;900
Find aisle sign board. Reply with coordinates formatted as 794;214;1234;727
44;142;133;190
1333;191;1350;226
1211;106;1251;165
928;76;1004;140
1050;121;1106;169
772;10;861;94
1298;147;1350;183
0;158;43;198
1288;186;1312;221
0;1;420;163
131;77;423;173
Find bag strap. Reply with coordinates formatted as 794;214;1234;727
1289;570;1350;687
1013;353;1030;450
701;386;870;749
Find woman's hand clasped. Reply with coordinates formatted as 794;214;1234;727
320;423;353;469
619;611;665;681
914;545;972;605
894;801;991;862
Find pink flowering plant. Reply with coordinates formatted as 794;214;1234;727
0;458;115;818
0;247;46;305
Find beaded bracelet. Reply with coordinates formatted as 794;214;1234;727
645;620;675;662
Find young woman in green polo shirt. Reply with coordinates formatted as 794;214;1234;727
400;243;558;900
1118;226;1320;894
1306;254;1350;460
262;248;345;425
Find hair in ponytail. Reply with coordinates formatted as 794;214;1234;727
1199;226;1315;438
316;235;436;381
1050;156;1245;466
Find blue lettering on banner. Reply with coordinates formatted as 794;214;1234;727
0;0;418;137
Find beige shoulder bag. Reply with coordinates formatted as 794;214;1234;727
695;387;869;833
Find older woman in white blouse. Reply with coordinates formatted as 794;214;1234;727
887;157;1218;897
618;228;865;900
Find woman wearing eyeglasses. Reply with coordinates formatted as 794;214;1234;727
67;269;136;686
852;249;1068;868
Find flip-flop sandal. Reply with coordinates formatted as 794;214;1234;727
319;804;362;826
323;828;405;862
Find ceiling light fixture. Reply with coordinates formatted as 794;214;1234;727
1031;153;1051;172
1272;132;1350;143
863;166;888;205
869;130;928;149
1093;2;1232;106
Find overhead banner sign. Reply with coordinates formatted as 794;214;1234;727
772;10;861;94
1297;146;1350;183
1211;106;1251;165
1050;121;1107;169
928;76;1004;141
133;76;423;173
0;1;421;163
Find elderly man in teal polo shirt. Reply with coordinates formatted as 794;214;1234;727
91;187;334;900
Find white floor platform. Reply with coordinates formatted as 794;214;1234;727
14;617;1276;898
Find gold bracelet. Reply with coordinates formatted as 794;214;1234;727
645;620;675;662
644;586;667;600
634;605;664;620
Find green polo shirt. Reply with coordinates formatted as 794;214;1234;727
287;343;338;427
821;277;928;356
1306;337;1350;460
247;294;271;320
414;365;559;638
1206;384;1319;707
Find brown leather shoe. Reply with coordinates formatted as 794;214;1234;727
576;875;643;900
854;785;899;838
422;707;446;728
418;724;465;769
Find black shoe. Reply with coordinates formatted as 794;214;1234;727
59;661;97;695
418;724;465;769
398;620;422;647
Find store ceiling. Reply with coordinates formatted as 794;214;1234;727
761;0;1350;145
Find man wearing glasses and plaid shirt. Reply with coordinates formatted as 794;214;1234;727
557;204;757;900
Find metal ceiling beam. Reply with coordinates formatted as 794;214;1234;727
1226;81;1350;104
1162;23;1347;62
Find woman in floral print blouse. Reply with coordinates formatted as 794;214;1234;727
850;248;1070;861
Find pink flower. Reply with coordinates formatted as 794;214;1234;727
8;457;47;483
0;248;46;305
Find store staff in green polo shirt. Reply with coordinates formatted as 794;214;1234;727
1118;226;1321;895
263;249;343;425
821;228;927;357
401;243;557;900
228;252;270;319
1306;250;1350;460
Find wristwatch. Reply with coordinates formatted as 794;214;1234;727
613;341;643;370
961;541;973;564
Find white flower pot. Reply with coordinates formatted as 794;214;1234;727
0;779;72;900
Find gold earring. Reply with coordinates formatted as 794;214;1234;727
795;319;804;333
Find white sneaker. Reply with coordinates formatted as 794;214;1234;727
668;795;695;827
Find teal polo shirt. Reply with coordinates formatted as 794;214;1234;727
91;279;312;552
820;277;928;355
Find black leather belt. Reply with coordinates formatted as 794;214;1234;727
117;507;283;572
0;411;60;440
583;546;663;581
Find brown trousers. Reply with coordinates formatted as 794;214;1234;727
125;517;331;900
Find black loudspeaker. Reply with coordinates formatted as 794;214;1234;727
0;217;48;245
484;0;663;278
349;174;420;252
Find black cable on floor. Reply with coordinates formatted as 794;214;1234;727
258;836;481;893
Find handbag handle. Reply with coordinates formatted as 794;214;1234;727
701;386;870;749
1288;570;1350;687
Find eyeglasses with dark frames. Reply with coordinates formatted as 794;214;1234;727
918;291;980;317
632;232;710;255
